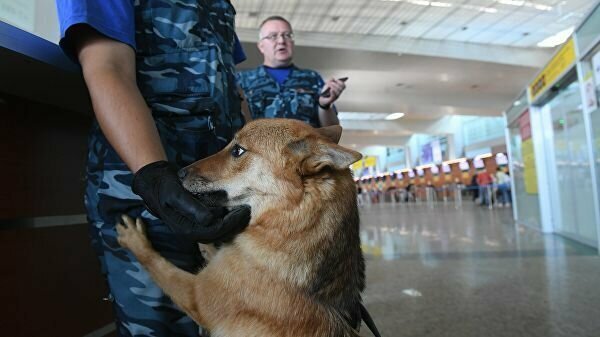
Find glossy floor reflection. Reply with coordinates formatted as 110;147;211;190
359;202;600;337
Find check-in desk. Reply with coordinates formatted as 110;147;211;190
0;22;116;336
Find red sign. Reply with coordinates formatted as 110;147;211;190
518;109;532;141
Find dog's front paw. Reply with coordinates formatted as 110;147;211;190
116;215;152;255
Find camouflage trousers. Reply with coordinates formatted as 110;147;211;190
84;119;232;336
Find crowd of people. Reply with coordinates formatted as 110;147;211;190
355;165;512;208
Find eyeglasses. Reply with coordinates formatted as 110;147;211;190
260;32;294;42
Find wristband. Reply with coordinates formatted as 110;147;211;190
318;101;331;110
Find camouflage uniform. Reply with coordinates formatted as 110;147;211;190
84;1;243;336
237;65;326;128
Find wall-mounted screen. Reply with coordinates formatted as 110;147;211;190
408;170;415;178
430;165;439;175
416;168;424;176
473;158;485;169
496;153;508;166
442;163;451;173
459;161;470;171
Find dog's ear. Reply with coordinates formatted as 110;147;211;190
288;138;362;175
315;125;342;144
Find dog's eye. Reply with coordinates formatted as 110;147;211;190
231;144;247;158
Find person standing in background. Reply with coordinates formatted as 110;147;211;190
237;16;345;127
476;168;494;206
496;166;512;207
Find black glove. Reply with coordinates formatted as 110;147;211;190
132;161;251;243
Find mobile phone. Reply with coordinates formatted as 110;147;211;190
320;77;349;97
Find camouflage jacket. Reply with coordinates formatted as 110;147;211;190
237;65;325;127
135;0;243;143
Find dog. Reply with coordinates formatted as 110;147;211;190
117;118;367;337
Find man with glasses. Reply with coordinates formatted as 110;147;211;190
237;16;346;127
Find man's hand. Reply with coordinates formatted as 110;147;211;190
132;161;251;242
319;77;347;108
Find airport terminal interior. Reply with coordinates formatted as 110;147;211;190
2;1;600;336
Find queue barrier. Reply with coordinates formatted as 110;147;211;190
358;184;511;210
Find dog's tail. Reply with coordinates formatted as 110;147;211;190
360;303;382;337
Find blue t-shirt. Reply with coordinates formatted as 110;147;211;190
56;0;246;64
264;65;293;85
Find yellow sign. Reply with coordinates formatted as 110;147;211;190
529;38;576;101
363;156;377;168
522;139;538;194
351;160;363;171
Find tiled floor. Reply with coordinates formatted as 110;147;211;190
359;202;600;337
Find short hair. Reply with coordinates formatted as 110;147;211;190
259;15;292;32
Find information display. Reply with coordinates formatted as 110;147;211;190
496;153;508;166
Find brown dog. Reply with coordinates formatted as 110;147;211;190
117;118;365;337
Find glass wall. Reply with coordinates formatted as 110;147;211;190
508;111;542;230
539;74;598;246
580;41;600;247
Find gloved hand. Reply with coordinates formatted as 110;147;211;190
132;161;251;243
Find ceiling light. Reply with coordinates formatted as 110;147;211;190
480;7;498;13
497;0;524;5
537;26;574;48
497;0;552;11
513;100;522;106
338;112;391;120
408;0;430;6
533;4;552;11
385;112;405;120
430;2;452;7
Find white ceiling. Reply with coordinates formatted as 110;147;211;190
234;0;597;47
235;0;599;149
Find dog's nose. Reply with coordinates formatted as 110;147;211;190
178;168;188;181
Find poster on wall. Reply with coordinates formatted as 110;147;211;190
519;109;538;194
421;143;433;164
592;50;600;88
583;72;598;113
431;140;442;163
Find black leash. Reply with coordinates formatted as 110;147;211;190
360;303;382;337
